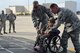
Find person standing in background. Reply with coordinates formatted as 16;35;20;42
0;10;7;35
7;10;16;33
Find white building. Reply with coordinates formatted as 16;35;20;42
5;8;11;14
25;6;33;14
5;6;29;15
65;1;77;13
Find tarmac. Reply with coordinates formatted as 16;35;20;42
1;15;80;53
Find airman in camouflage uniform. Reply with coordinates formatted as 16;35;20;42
0;10;7;35
32;1;53;47
7;10;16;33
50;3;80;53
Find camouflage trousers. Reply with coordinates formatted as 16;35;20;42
9;20;15;32
0;21;6;33
60;27;80;53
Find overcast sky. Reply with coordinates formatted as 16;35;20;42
0;0;80;11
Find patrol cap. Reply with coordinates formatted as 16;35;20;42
33;1;38;5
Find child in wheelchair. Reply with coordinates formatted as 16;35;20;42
34;18;60;52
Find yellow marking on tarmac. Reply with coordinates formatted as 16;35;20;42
68;48;75;51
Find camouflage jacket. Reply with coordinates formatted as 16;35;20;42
0;14;7;22
56;8;80;32
7;13;16;21
32;5;53;27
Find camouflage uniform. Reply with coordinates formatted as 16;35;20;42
55;8;80;53
7;13;16;33
32;5;53;30
32;5;53;46
0;14;7;34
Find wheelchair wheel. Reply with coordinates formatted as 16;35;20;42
49;36;61;53
42;38;48;53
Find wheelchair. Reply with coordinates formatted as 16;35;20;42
41;35;63;53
